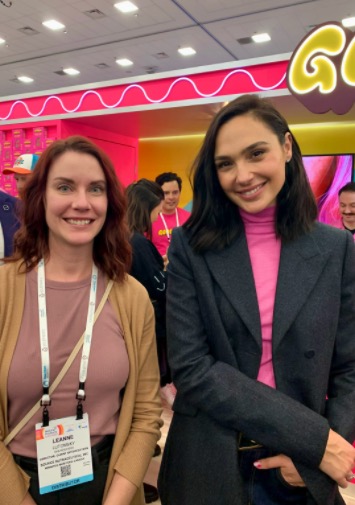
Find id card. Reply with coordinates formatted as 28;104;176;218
35;413;93;495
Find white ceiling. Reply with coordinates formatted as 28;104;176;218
0;0;354;99
0;0;354;138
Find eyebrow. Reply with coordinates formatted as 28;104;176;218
214;141;269;161
52;177;106;185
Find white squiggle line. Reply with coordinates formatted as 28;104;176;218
0;69;287;121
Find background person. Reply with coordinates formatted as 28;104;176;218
3;153;39;197
126;179;174;406
151;172;190;260
0;136;162;505
0;189;20;261
158;95;355;505
338;182;355;235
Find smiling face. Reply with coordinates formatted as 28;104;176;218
45;151;108;253
215;114;292;214
161;180;181;214
339;191;355;230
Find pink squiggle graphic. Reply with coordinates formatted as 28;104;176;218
0;69;287;121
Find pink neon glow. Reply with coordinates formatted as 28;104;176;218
0;69;287;121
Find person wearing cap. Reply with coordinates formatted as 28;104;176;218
0;190;19;262
3;153;39;197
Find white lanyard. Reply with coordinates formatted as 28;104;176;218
159;209;180;242
38;260;98;422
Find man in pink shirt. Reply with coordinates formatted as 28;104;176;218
152;172;190;258
338;182;355;238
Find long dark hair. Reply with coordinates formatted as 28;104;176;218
126;179;164;240
186;94;317;253
11;135;131;281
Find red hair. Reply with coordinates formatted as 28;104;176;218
12;136;131;281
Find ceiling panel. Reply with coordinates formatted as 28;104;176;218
0;0;354;127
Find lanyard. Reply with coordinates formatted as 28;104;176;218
159;209;180;242
38;259;98;426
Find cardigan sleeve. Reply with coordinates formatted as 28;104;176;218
0;262;30;505
0;440;30;505
112;281;163;487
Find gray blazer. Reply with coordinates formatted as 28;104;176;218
158;223;355;505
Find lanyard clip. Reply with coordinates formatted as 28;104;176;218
76;382;86;401
76;400;84;420
42;406;50;427
40;388;51;407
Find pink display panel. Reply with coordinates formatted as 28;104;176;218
303;154;354;227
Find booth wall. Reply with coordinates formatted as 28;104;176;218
138;136;203;209
138;125;355;207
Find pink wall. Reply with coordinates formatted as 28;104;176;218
0;119;138;195
60;120;138;187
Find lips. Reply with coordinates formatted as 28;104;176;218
65;218;93;225
237;182;266;197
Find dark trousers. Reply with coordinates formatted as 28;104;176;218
13;435;114;505
238;447;308;505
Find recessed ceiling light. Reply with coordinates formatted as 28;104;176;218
178;47;196;56
63;67;80;75
17;76;34;83
0;37;6;44
42;19;66;30
116;58;133;66
114;1;138;13
342;16;355;27
252;33;271;43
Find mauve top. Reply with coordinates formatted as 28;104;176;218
7;269;129;458
240;206;281;389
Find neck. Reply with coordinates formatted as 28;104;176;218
44;241;94;282
162;207;177;216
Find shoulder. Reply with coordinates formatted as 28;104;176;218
0;191;18;206
0;260;24;278
131;232;149;249
111;273;151;302
311;222;351;249
177;207;190;219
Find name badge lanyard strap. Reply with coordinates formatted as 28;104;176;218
159;209;180;243
38;260;99;426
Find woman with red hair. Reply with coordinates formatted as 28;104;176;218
0;136;162;505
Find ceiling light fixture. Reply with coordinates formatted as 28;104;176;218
116;58;133;66
252;33;271;43
63;67;80;75
42;19;66;30
342;16;355;27
178;47;196;56
0;37;6;44
17;76;34;83
114;1;138;13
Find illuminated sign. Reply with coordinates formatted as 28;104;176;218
287;22;355;114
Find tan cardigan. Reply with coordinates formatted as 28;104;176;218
0;261;163;505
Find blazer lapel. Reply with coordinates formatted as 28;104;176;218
204;233;262;349
273;231;331;350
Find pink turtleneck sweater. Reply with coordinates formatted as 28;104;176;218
240;206;281;389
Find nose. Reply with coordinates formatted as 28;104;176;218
235;163;254;185
72;189;91;209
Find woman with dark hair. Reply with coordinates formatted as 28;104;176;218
126;179;173;397
0;136;162;505
158;95;355;505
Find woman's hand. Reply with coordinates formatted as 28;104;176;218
20;492;37;505
254;454;305;487
162;254;169;270
319;429;355;488
103;471;138;505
